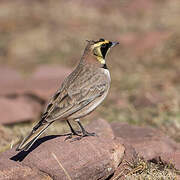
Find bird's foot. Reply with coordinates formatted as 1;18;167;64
83;131;96;137
70;131;97;142
64;130;81;141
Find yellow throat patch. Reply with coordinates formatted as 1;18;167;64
91;40;110;64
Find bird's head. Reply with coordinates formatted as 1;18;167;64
83;38;119;66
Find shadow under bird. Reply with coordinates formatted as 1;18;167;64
16;38;119;151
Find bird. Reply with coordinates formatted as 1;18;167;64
16;38;119;151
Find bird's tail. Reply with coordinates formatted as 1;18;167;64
16;121;52;151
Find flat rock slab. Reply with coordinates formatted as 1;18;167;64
0;65;72;124
0;66;22;83
111;122;180;170
0;158;51;180
0;65;71;100
0;119;125;180
161;151;180;170
0;96;41;124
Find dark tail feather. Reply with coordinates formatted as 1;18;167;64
16;122;52;151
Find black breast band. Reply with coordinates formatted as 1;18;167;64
102;64;108;69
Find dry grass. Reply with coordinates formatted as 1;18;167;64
113;154;179;180
52;152;72;180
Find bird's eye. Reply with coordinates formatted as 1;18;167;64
101;44;106;48
99;38;105;42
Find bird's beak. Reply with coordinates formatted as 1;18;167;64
111;41;119;47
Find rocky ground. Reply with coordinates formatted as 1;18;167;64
0;119;180;179
0;66;180;179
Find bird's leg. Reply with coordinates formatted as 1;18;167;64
77;119;96;136
67;120;80;135
70;119;96;141
65;120;81;141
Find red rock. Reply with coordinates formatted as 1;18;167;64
0;66;22;83
1;119;125;180
0;96;41;124
0;66;25;96
111;122;180;170
0;79;26;96
0;156;52;180
86;118;114;139
27;65;72;100
0;65;71;100
161;151;180;170
0;65;72;124
31;65;72;80
0;66;72;100
110;143;137;180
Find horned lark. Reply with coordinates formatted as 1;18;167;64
16;38;119;151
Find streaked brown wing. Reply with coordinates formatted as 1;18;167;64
46;83;107;121
40;67;77;121
44;73;108;122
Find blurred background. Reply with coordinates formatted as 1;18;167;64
1;0;180;152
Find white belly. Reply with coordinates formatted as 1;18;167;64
103;68;111;82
